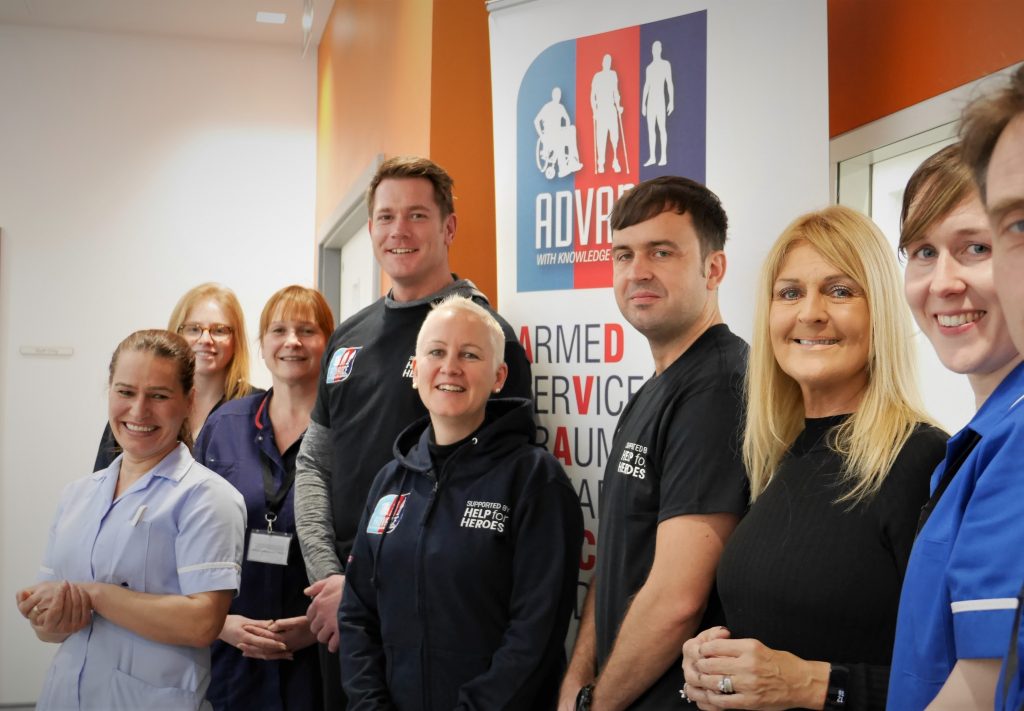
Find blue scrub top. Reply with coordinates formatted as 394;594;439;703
888;362;1024;710
35;443;246;710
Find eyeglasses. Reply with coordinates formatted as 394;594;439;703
178;322;234;342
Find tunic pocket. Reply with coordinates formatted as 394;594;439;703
107;521;150;592
109;668;202;710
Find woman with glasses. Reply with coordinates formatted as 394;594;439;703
195;286;334;711
94;283;260;470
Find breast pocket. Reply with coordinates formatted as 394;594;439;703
106;521;151;592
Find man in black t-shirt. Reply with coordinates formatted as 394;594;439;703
560;177;748;711
294;156;532;708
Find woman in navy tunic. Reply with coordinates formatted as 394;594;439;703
195;285;334;711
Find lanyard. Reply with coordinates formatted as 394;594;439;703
916;431;980;536
260;450;295;531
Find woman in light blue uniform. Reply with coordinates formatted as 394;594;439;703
17;330;246;710
888;145;1024;710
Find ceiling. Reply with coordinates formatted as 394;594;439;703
0;0;334;51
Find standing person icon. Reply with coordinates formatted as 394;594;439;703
534;87;584;179
642;41;674;167
591;54;625;174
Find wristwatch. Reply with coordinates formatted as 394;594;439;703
576;683;595;711
824;664;848;709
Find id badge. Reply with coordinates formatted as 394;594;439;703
247;529;292;565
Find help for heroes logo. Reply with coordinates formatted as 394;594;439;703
515;10;707;293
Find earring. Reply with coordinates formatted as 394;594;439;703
493;387;502;393
411;381;418;390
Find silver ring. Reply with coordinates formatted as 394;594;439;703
718;676;735;694
679;683;689;701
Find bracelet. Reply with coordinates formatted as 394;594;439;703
575;683;595;711
824;664;848;710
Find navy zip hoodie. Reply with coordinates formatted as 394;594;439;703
339;398;583;711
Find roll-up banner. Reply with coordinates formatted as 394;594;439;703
487;0;829;629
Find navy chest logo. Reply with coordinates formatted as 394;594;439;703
326;346;362;384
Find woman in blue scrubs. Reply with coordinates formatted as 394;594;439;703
195;286;334;710
17;329;247;710
888;145;1024;710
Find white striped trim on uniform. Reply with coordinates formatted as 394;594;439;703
951;598;1019;613
1010;393;1024;411
177;562;241;574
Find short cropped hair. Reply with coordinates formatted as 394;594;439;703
258;285;335;342
960;64;1024;199
417;295;506;369
899;144;978;256
366;156;456;218
610;176;728;260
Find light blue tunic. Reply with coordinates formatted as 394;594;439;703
36;443;246;710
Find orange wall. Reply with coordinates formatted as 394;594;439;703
315;0;432;231
430;0;499;306
316;0;500;306
828;0;1024;137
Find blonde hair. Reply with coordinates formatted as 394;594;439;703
744;205;933;503
417;295;506;369
167;283;254;402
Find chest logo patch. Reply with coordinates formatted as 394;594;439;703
368;493;409;534
460;500;510;533
616;441;648;479
326;346;362;384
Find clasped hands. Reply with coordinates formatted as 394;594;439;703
219;614;317;660
681;627;827;711
16;580;93;637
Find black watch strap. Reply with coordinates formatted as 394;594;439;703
824;664;848;710
576;684;595;711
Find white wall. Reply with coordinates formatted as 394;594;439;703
0;24;316;703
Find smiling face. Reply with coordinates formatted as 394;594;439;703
769;242;871;415
370;177;456;302
904;194;1020;388
109;350;192;471
987;113;1024;357
612;210;722;359
181;298;236;379
261;307;327;388
413;309;508;444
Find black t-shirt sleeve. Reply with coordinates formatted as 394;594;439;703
658;384;748;521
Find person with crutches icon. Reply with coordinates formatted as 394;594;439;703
590;54;627;174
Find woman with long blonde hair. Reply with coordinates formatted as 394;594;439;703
94;282;259;469
681;206;946;711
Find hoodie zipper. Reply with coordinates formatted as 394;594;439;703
415;439;475;711
416;470;439;711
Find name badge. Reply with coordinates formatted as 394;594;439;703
247;529;292;566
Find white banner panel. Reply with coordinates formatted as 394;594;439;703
488;0;829;628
